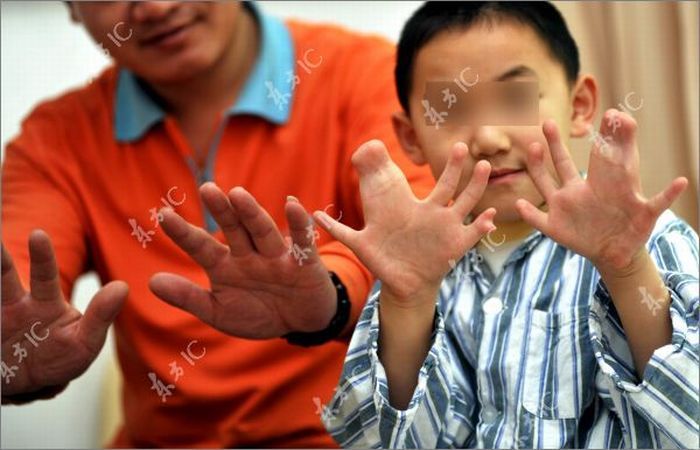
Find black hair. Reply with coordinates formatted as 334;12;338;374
395;1;580;112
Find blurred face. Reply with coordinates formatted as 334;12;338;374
399;20;593;222
70;1;245;83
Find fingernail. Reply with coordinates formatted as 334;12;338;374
287;195;299;203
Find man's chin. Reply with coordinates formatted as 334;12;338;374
127;52;217;84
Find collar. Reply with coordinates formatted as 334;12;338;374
114;1;294;142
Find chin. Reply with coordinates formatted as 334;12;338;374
125;40;222;82
135;55;216;83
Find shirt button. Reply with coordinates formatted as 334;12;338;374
482;296;503;314
482;405;498;422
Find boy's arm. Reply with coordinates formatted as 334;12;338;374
319;35;435;339
321;289;477;449
596;248;673;374
377;288;438;408
515;111;698;446
589;215;699;448
314;140;495;447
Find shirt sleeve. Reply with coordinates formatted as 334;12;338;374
2;103;90;297
321;285;477;448
589;211;699;448
319;35;435;339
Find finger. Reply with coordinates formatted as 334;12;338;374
453;159;491;217
525;142;558;200
285;196;321;265
28;230;62;302
542;119;580;184
149;273;215;324
515;198;550;233
228;187;288;258
428;142;468;206
2;244;26;305
352;140;414;215
351;139;392;177
160;208;230;271
648;177;688;216
313;211;360;250
78;280;128;354
199;182;255;257
463;208;497;246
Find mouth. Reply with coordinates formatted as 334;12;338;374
139;19;197;49
488;168;525;184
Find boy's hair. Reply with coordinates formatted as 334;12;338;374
395;1;580;113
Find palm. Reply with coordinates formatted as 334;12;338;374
517;112;687;271
204;250;334;339
150;184;336;339
2;232;127;396
313;140;496;300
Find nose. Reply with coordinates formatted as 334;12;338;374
131;1;180;22
468;126;511;158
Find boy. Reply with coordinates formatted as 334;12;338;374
313;2;699;448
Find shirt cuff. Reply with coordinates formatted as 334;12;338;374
590;270;695;392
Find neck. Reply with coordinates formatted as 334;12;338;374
491;219;534;243
146;7;259;118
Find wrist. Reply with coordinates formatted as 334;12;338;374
380;283;440;313
1;383;68;405
283;272;351;347
596;247;652;281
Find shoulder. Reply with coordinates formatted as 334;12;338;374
286;19;396;73
11;66;117;143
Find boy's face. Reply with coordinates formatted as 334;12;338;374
70;1;245;83
397;20;595;222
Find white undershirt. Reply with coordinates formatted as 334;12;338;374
478;237;525;276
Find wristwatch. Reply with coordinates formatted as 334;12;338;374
283;272;351;347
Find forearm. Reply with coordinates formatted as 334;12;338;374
377;286;439;409
597;249;672;377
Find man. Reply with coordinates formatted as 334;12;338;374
1;2;432;447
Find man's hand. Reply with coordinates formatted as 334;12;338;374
515;110;687;275
148;183;337;339
312;140;496;306
1;231;127;397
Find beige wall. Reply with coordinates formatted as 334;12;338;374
557;1;699;229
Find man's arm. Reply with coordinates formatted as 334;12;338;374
2;104;127;402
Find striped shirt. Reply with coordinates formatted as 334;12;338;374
322;210;699;448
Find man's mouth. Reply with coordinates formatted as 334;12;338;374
139;19;197;48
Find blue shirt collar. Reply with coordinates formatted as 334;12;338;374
114;1;295;142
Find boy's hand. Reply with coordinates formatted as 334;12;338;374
313;140;496;306
516;110;687;274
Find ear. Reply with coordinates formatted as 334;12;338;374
569;74;598;138
65;2;82;23
391;111;427;166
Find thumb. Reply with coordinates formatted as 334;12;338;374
313;211;359;251
351;140;391;176
78;280;128;354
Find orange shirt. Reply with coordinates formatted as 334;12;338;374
1;7;434;449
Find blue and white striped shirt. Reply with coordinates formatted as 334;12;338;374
322;210;699;448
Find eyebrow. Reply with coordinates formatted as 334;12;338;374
493;65;538;82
